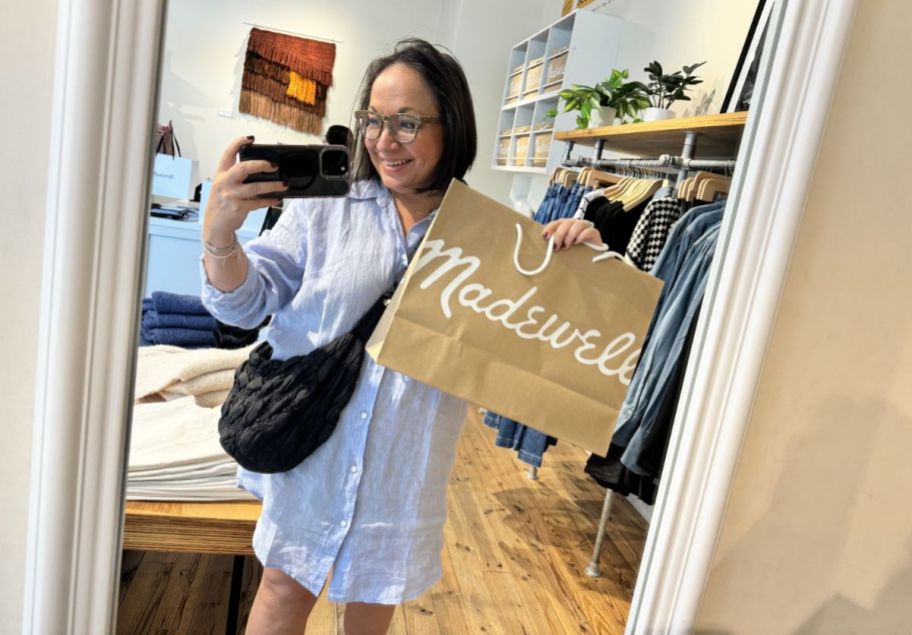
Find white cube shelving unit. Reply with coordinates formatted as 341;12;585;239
493;10;649;176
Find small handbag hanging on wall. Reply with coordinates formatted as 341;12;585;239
154;120;181;157
151;120;195;199
218;287;393;474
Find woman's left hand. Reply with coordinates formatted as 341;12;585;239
542;219;604;251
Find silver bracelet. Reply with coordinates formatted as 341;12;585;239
202;232;239;260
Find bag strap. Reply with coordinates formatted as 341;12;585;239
170;121;181;157
512;222;617;277
155;121;181;158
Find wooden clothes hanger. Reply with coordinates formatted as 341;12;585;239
601;175;635;199
696;176;731;202
620;178;663;210
679;171;714;201
586;169;624;188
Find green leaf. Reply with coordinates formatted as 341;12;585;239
682;61;706;75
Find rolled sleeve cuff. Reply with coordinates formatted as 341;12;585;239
199;254;260;318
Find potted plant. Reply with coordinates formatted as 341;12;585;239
642;60;705;121
550;69;650;129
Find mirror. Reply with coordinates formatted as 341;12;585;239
121;1;773;632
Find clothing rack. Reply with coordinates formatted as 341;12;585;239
542;133;737;577
561;130;737;183
563;154;737;177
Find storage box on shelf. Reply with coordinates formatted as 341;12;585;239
492;10;649;175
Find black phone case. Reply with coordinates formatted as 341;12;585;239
239;144;351;198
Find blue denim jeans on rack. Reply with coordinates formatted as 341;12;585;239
483;412;553;467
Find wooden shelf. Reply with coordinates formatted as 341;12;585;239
553;112;748;158
124;499;261;555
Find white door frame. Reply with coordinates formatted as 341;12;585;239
22;0;166;633
21;0;857;633
625;1;858;632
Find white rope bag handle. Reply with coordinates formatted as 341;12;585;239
512;223;626;276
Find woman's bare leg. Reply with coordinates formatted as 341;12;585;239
245;567;319;634
343;602;397;635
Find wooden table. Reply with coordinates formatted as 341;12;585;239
123;500;262;633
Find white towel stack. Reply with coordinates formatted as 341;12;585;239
128;344;259;501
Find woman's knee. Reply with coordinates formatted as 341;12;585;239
258;567;318;607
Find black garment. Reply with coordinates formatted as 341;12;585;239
585;443;659;504
217;321;264;349
584;198;649;254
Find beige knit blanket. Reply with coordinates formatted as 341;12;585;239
134;344;255;408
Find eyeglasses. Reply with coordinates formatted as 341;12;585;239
354;110;440;144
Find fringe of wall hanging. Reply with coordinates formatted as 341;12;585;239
239;28;336;134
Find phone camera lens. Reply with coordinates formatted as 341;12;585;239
321;148;350;178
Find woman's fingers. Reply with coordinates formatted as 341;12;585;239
233;159;278;180
237;197;283;214
236;180;288;200
218;160;283;198
216;135;256;174
542;219;596;250
575;227;603;246
542;220;570;249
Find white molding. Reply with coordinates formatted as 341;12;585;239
22;1;165;633
626;1;859;633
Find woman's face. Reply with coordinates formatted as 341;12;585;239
365;63;444;198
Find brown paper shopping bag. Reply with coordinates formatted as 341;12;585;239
367;180;663;455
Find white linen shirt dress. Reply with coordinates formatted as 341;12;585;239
201;179;467;604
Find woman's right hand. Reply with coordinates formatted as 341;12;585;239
202;136;286;247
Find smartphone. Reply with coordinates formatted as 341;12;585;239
239;144;351;198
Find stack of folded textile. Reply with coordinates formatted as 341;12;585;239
140;291;260;349
141;292;219;348
128;343;257;501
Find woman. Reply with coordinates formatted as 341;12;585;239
201;38;600;635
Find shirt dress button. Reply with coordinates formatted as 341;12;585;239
360;411;368;420
340;519;349;528
350;465;358;473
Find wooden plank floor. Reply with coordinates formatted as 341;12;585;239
117;409;648;634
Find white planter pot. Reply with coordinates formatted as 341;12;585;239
642;107;675;122
589;106;616;128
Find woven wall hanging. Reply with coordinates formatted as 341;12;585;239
239;28;336;135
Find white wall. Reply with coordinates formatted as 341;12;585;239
435;0;556;200
0;1;57;631
157;0;556;204
589;0;758;116
696;1;912;632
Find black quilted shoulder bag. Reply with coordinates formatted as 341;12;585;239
218;289;390;473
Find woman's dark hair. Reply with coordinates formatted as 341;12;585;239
350;38;477;194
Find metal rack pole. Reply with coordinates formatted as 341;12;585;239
586;490;614;577
679;130;698;182
562;155;736;174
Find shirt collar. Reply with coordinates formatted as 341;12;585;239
348;178;385;201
